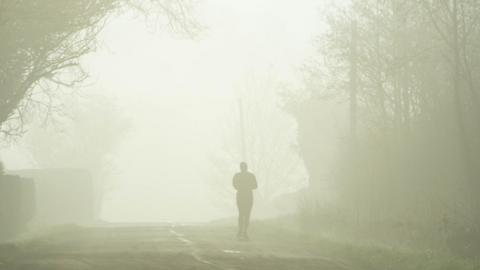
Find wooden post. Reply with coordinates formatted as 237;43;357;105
349;20;358;146
238;98;247;162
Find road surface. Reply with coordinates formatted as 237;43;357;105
0;223;354;270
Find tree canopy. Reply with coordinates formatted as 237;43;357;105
0;0;196;137
288;0;480;255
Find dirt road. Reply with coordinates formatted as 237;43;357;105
0;224;353;270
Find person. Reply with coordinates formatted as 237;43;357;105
232;162;257;240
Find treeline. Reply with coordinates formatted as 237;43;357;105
289;0;480;256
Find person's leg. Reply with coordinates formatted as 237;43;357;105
243;209;251;239
236;193;244;238
238;213;244;237
243;196;253;239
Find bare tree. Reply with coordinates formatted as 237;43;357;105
0;0;198;139
26;93;129;216
289;0;480;250
209;73;308;214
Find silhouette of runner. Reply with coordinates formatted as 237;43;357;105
232;162;257;240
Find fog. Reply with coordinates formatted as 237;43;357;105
1;0;324;222
2;0;480;269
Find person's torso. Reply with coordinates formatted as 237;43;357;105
234;172;255;193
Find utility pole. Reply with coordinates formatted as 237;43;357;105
238;98;247;162
349;19;358;146
349;19;360;227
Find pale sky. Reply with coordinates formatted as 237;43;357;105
2;0;329;222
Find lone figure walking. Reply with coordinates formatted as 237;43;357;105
233;162;257;240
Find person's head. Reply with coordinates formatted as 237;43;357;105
240;162;248;172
